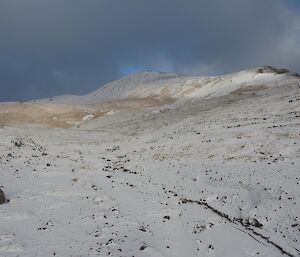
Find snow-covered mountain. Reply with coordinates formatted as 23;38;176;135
0;66;299;257
38;66;299;105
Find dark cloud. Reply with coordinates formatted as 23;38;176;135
0;0;299;101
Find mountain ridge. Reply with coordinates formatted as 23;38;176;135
1;66;299;128
35;66;299;105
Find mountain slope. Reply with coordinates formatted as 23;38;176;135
0;67;300;257
37;66;299;105
0;66;299;257
0;66;298;128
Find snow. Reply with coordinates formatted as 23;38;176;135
35;67;299;105
82;114;95;121
0;67;300;257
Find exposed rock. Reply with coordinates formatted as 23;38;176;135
257;66;300;77
0;188;6;204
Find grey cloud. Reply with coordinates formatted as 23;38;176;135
0;0;299;101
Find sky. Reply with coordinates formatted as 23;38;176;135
0;0;300;101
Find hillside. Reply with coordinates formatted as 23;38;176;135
38;66;299;104
1;66;299;128
0;66;299;257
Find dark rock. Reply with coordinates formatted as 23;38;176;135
251;218;263;228
140;245;147;251
0;188;6;204
257;66;300;77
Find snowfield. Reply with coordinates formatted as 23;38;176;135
0;67;300;257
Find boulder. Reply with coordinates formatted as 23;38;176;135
0;188;6;204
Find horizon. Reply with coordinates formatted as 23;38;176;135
12;65;298;103
1;0;300;101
